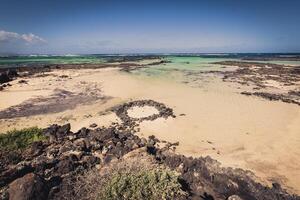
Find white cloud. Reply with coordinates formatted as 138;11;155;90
21;33;46;44
0;30;46;44
0;30;19;42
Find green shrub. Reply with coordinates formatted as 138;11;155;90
0;127;46;151
98;168;186;200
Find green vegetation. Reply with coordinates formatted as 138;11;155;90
0;127;46;151
98;168;186;200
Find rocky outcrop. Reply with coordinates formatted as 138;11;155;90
0;123;151;199
154;150;300;200
0;69;18;84
214;61;300;106
0;122;299;200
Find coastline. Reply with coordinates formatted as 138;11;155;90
0;58;300;196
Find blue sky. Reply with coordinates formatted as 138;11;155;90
0;0;300;54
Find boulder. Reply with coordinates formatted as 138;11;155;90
76;127;89;138
55;155;78;175
30;141;45;156
81;155;100;167
56;123;71;139
97;128;115;141
43;124;59;142
73;138;89;151
8;173;48;200
0;164;34;188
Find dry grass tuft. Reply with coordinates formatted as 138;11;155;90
62;149;187;200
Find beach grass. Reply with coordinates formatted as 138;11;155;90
98;168;186;200
0;127;46;151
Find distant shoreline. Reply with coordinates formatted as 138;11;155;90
1;53;300;68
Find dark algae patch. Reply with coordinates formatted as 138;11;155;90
215;61;300;106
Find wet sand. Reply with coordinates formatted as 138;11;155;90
0;66;300;194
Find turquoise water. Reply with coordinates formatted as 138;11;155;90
1;54;299;69
132;56;237;77
0;55;237;72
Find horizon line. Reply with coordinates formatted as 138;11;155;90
1;52;300;56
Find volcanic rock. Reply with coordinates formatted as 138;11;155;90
8;173;48;200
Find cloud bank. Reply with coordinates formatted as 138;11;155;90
0;30;46;44
0;30;46;54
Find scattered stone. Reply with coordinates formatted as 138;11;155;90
241;91;252;96
18;80;28;84
89;123;98;128
59;75;69;78
215;61;300;106
227;195;243;200
112;100;176;126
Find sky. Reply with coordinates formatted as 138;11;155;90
0;0;300;54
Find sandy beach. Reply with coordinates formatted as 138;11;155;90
1;61;300;194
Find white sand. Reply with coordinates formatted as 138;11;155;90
127;106;159;119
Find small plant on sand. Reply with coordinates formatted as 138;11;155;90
98;168;185;200
0;127;46;151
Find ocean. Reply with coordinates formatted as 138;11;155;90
1;53;300;68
